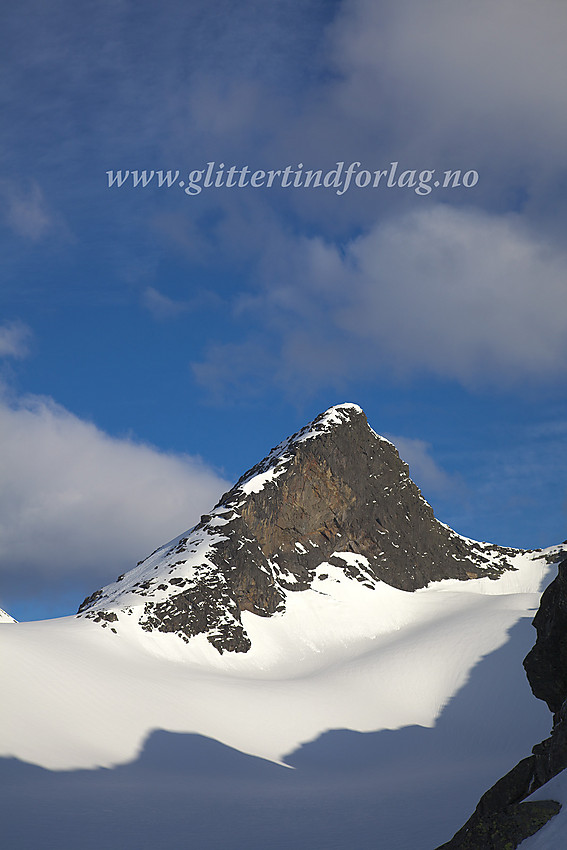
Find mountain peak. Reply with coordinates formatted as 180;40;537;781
231;402;374;498
78;404;518;653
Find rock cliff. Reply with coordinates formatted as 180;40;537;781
78;403;518;653
437;557;567;849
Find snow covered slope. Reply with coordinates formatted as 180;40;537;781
0;548;559;771
0;404;563;780
0;606;15;623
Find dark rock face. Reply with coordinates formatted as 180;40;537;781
435;797;560;850
437;560;567;849
435;749;561;848
524;559;567;715
520;558;567;798
530;700;567;791
230;410;512;593
78;404;517;652
436;736;563;850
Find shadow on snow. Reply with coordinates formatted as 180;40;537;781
1;616;551;850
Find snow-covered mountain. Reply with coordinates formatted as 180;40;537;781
1;403;565;848
76;403;524;652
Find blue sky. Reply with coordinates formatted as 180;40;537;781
1;0;566;621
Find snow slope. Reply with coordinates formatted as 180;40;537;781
0;606;15;623
0;548;558;772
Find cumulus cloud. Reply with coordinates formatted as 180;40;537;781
142;287;189;320
387;435;457;496
142;286;223;321
0;321;32;359
1;182;57;241
3;0;566;299
321;0;567;169
194;205;567;395
0;395;230;600
333;206;567;383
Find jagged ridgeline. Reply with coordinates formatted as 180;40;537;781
77;403;517;652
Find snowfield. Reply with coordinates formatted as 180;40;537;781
0;606;15;623
0;549;557;773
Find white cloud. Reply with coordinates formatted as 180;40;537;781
142;287;189;320
200;205;567;393
387;435;457;496
142;286;222;321
335;206;567;384
0;395;230;598
325;0;567;166
0;321;31;359
1;182;55;241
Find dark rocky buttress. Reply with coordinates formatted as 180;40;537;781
78;404;516;652
436;558;567;850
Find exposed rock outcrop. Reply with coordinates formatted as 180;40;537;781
437;558;567;849
78;403;519;653
435;756;561;849
524;559;567;716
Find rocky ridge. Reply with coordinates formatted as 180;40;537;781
78;403;520;654
437;555;567;850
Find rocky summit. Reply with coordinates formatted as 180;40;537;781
77;403;518;653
